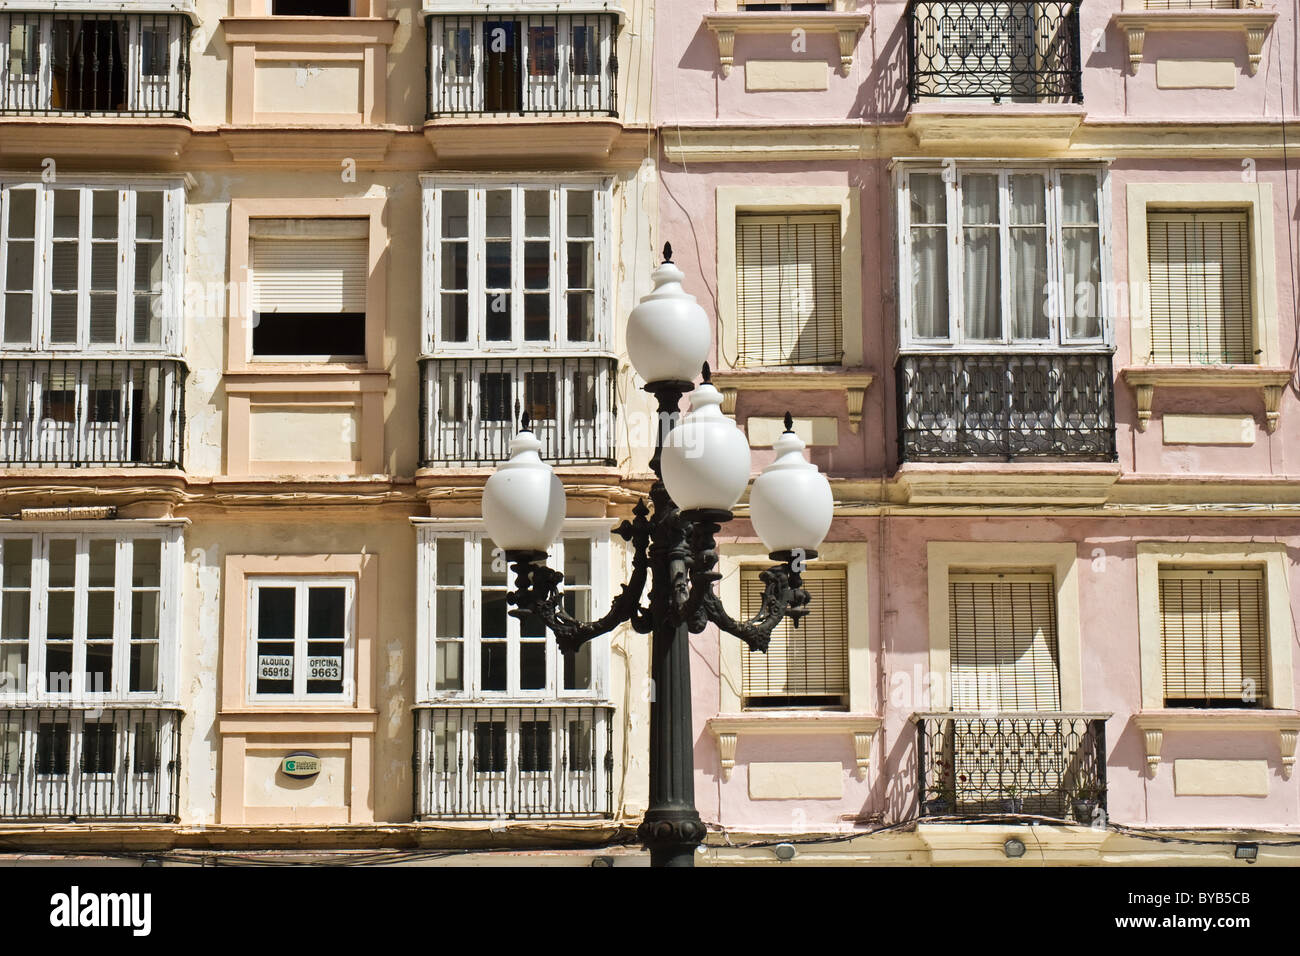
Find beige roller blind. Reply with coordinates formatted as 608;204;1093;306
1147;211;1252;365
741;567;848;707
949;573;1061;712
735;212;842;367
1159;568;1268;706
250;219;368;314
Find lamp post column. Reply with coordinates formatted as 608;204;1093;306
637;381;708;868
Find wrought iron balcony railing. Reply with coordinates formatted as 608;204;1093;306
426;13;618;117
915;712;1107;822
419;355;616;467
896;352;1116;461
0;358;185;468
0;707;181;821
906;0;1083;103
413;705;614;820
0;12;191;117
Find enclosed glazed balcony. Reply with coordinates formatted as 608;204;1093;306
0;358;186;468
914;712;1107;822
896;352;1115;461
0;706;181;821
906;0;1083;103
0;12;190;117
412;705;614;820
418;355;616;468
426;12;618;117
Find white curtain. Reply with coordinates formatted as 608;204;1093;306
961;174;1001;340
909;173;949;339
1008;173;1048;340
1060;173;1102;339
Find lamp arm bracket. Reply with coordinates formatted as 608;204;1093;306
702;563;810;653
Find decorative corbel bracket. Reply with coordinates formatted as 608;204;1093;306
1111;10;1278;78
710;368;875;434
702;12;870;79
706;714;883;783
1121;366;1294;436
1134;711;1300;779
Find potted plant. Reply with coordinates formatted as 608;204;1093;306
1002;783;1024;814
1071;784;1103;823
923;759;956;815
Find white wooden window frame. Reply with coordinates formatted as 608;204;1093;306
0;13;187;115
895;162;1113;352
0;524;181;704
420;176;612;355
245;575;357;705
0;177;183;354
414;521;611;703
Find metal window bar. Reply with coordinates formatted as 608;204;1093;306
914;713;1106;821
0;13;190;117
896;352;1116;461
906;0;1083;104
412;705;614;820
0;358;185;468
419;355;616;467
426;13;618;118
0;707;181;821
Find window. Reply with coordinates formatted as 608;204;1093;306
735;212;842;367
899;166;1108;349
424;181;608;352
741;567;848;709
1159;568;1267;708
247;578;354;703
249;219;367;360
420;530;606;700
272;0;352;14
0;181;180;351
0;529;178;701
1147;211;1253;365
948;572;1060;711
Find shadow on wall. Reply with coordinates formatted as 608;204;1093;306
853;9;910;122
874;722;920;825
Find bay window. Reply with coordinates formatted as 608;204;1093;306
898;164;1109;349
417;527;608;701
423;179;610;354
1;180;182;353
0;527;181;702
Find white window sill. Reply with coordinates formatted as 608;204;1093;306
1120;364;1292;433
1110;8;1278;76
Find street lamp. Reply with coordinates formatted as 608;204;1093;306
482;243;834;867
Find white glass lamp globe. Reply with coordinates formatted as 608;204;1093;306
482;419;566;553
660;368;752;514
749;414;833;555
626;244;711;386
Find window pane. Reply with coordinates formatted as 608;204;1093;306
88;538;116;587
563;641;592;691
2;539;32;588
86;591;114;640
84;641;112;693
257;587;295;642
435;640;463;692
524;191;549;237
435;538;464;587
480;641;507;691
441;191;468;238
47;540;76;588
306;640;344;694
132;591;159;641
1060;174;1098;225
130;642;158;693
91;190;118;239
563;539;591;586
307;587;345;639
1;593;29;641
520;641;546;689
566;192;594;238
132;539;161;588
6;189;36;239
53;190;79;238
1063;228;1102;339
136;191;165;241
481;544;506;586
435;590;462;638
481;590;507;638
961;175;1001;341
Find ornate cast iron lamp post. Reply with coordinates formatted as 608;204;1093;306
481;245;834;867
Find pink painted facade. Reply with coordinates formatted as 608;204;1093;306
657;0;1300;854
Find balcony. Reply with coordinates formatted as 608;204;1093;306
0;707;181;821
0;12;190;117
413;705;614;820
914;713;1107;822
906;0;1083;103
419;355;616;468
896;352;1116;462
426;13;618;118
0;358;186;469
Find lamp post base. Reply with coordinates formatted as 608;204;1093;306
637;808;708;868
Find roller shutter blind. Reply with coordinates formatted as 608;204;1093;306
735;212;842;367
250;219;367;314
1147;211;1252;365
1159;568;1267;707
948;572;1060;712
741;567;847;708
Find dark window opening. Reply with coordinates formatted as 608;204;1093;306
519;720;551;772
252;312;366;358
81;722;115;773
35;723;70;775
51;20;126;112
272;0;352;16
473;721;507;773
482;20;522;111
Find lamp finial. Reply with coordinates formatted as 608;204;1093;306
701;362;711;384
662;241;673;263
783;411;794;433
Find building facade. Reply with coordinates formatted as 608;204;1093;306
657;0;1300;865
0;0;1296;866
